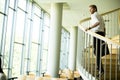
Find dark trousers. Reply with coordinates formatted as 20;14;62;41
93;32;105;72
0;58;3;73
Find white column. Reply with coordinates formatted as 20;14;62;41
47;3;63;77
68;26;78;70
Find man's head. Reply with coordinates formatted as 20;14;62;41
89;5;97;14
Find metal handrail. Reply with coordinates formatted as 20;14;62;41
79;8;120;47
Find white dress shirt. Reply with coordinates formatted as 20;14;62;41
90;12;105;32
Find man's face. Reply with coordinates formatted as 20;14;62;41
89;7;96;14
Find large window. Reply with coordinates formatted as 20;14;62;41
0;0;50;78
60;28;70;69
0;0;70;78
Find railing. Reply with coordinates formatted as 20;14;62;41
77;8;120;80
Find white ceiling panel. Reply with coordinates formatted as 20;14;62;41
34;0;120;30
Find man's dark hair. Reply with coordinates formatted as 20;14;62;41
89;4;97;11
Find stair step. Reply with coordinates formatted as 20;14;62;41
85;59;118;65
85;65;120;71
83;60;120;79
92;72;120;80
85;65;120;80
84;47;120;79
87;52;118;58
88;48;119;55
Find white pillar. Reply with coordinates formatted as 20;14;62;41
47;3;63;77
68;26;78;70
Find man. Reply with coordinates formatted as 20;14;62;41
85;4;105;77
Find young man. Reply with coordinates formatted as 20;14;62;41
85;4;105;77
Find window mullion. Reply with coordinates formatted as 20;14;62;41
26;2;34;75
7;0;19;78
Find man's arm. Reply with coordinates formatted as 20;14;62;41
85;22;100;31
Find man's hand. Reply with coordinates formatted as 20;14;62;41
85;27;90;31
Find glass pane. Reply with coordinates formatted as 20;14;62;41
42;13;50;49
4;9;14;75
42;26;49;49
44;13;50;27
32;15;41;42
60;29;70;69
24;19;31;74
18;0;26;10
0;0;5;12
41;50;48;73
15;9;25;43
34;5;41;17
12;44;22;77
28;2;32;19
9;0;15;8
30;43;38;72
41;13;50;73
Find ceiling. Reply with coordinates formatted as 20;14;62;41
34;0;120;31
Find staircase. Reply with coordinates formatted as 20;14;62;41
78;8;120;80
84;47;120;80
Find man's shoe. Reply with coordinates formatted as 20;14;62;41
96;71;104;78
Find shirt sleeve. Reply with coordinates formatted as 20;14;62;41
91;13;99;24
